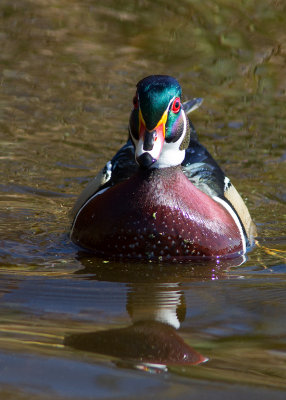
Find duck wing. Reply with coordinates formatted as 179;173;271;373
182;137;256;245
182;138;225;199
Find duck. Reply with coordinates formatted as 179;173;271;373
70;75;256;262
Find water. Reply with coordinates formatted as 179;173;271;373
0;0;285;398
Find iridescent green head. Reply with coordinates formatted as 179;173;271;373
129;75;191;169
137;75;181;131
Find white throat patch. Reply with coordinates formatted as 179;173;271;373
152;109;187;168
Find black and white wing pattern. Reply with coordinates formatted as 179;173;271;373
182;137;256;247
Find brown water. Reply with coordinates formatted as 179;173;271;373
0;0;286;398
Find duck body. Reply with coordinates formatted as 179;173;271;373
71;75;256;262
71;166;245;261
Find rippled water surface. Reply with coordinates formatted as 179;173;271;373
0;0;286;398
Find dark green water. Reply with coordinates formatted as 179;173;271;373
0;0;285;398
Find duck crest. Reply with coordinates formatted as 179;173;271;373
70;75;256;262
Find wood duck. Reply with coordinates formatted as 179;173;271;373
70;75;256;262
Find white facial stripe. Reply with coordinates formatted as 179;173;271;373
213;195;246;254
166;95;176;112
182;107;187;137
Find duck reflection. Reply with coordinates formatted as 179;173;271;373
65;255;245;372
65;320;206;372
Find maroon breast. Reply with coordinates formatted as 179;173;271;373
71;167;244;261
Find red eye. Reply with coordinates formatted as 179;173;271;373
133;93;139;109
171;97;181;113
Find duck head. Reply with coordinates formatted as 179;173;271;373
129;75;196;169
